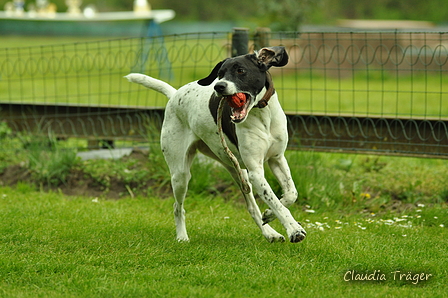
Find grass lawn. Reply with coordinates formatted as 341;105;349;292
0;186;446;297
1;35;447;118
0;35;447;297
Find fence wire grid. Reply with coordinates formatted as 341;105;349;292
0;31;447;157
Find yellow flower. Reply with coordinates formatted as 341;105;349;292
360;193;371;199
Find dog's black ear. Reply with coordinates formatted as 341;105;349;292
197;59;227;86
256;46;288;69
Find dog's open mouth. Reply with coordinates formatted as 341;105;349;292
224;93;251;123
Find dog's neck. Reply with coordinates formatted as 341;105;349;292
255;72;275;109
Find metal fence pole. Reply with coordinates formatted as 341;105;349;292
254;27;271;50
232;28;249;57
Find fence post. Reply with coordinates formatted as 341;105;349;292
254;27;271;50
232;28;249;57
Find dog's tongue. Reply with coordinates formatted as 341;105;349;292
225;93;248;122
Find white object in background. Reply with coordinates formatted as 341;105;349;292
13;0;25;17
83;4;97;18
66;0;82;15
4;2;14;17
134;0;151;14
76;148;133;161
36;0;48;14
27;3;37;18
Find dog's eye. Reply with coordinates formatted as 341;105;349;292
237;68;246;75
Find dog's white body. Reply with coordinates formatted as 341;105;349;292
126;47;306;243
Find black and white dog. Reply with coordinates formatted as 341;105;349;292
126;46;306;243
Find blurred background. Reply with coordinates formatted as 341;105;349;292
1;0;448;35
1;1;447;158
0;0;448;194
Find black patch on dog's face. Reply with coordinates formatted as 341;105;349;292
216;55;267;97
198;46;288;88
208;93;238;148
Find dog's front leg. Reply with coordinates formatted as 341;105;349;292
246;164;306;243
222;162;285;242
262;155;299;224
237;126;306;242
239;169;286;243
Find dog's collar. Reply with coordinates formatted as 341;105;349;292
255;72;275;109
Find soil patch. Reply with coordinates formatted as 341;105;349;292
0;149;172;199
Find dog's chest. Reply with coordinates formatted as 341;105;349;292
208;93;238;147
170;82;285;160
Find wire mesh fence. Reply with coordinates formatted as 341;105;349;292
270;31;448;157
0;30;447;157
273;31;448;118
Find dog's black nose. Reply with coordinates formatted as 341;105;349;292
214;82;227;94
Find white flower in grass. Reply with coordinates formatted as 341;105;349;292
383;219;395;225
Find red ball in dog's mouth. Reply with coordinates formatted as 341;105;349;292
225;93;247;109
224;93;249;122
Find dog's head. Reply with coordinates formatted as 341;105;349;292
198;46;288;123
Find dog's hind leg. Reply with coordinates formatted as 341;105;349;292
161;121;198;242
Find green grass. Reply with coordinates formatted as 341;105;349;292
1;36;447;118
0;35;225;108
267;151;448;211
277;72;448;118
1;128;447;207
0;187;446;297
1;105;447;297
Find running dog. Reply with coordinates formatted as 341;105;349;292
125;46;306;243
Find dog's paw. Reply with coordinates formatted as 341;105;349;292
261;224;285;243
263;231;286;243
289;227;307;243
262;209;276;225
267;234;286;243
176;236;190;242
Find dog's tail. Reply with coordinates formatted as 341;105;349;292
125;73;177;99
